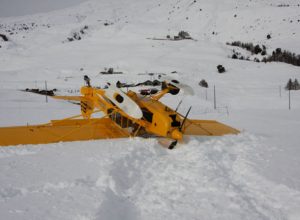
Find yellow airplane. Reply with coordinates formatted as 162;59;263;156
0;76;239;149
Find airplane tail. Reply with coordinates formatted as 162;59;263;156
53;94;94;119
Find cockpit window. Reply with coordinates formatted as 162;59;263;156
115;94;124;103
142;108;153;122
169;114;180;127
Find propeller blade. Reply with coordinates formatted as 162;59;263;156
158;138;178;150
178;83;194;96
162;77;194;95
104;84;143;119
168;140;178;149
175;100;183;112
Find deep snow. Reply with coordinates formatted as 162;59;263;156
0;0;300;219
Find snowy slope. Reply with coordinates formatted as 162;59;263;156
0;0;300;219
0;0;88;17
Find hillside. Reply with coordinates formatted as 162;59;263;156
0;0;300;219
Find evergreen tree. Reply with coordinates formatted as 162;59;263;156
294;79;300;90
254;45;262;54
285;78;293;90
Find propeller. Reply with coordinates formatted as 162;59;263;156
179;106;192;132
175;100;183;112
162;76;194;96
168;106;192;149
104;84;143;119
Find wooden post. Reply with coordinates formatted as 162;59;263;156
45;81;48;103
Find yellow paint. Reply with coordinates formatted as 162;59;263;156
0;82;239;147
0;118;129;147
182;119;240;136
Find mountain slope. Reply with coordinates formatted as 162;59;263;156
0;0;300;219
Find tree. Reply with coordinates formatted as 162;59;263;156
232;53;238;59
217;65;226;73
285;78;293;90
199;79;208;88
294;79;300;90
254;45;262;54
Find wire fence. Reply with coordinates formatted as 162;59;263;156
198;84;297;113
0;80;297;111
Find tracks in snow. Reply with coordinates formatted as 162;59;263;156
0;135;299;219
96;134;300;220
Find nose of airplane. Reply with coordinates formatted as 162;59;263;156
171;129;183;140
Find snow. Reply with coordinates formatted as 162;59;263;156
0;0;300;219
0;0;88;18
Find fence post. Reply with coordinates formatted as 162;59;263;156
205;88;208;100
289;89;291;110
214;85;216;110
279;86;281;98
45;81;48;103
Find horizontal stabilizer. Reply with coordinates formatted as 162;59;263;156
0;118;130;147
182;119;239;136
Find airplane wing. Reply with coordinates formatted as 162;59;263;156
182;119;239;136
52;96;86;102
0;118;130;146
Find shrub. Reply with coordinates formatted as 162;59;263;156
228;41;300;66
217;65;226;73
66;26;89;42
199;79;208;88
228;41;266;55
266;49;300;66
0;34;8;41
254;45;262;54
232;54;238;59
